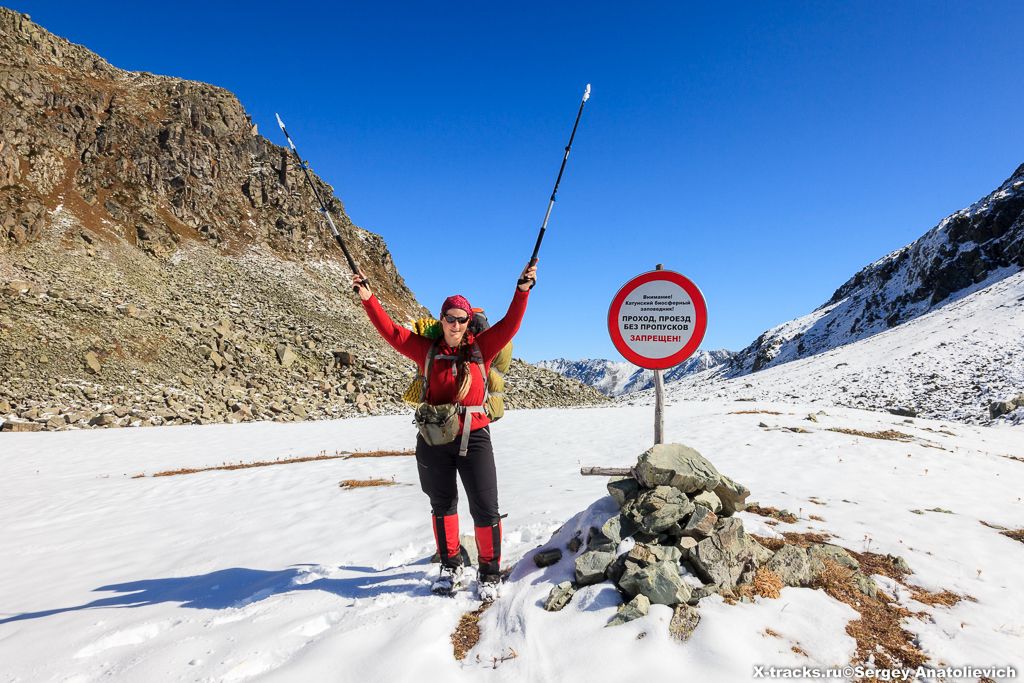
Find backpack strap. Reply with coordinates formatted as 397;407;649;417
421;339;440;402
457;342;489;457
421;340;463;401
470;342;488;403
458;405;486;457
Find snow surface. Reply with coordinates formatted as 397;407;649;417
2;400;1023;681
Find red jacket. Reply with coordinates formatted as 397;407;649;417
363;288;529;431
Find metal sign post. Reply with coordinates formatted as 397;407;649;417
653;264;665;444
607;265;708;447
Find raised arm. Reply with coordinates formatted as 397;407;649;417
476;263;536;361
353;271;431;364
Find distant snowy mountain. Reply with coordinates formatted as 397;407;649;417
623;349;736;393
536;350;735;397
534;358;640;396
729;163;1024;375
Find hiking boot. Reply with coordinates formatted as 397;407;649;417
432;563;465;596
477;572;501;603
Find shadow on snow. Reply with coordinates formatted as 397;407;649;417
0;560;434;625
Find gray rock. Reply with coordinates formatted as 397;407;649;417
332;350;354;366
692;490;723;514
713;474;750;515
588;514;630;551
750;540;775;566
574;550;617;586
689;517;757;589
675;536;699;558
668;604;701;641
765;545;813;587
648;544;683;565
605;554;629;583
635;443;722;493
534;548;562;568
618;560;692;606
688;584;720;604
990;400;1017;419
630;486;695;533
607;476;640;508
1;420;42;432
851;571;878;598
891;555;911;574
607;593;650;626
807;544;860;574
89;414;116;427
625;543;659;567
544;581;576;612
567;534;583;554
83;351;101;374
276;343;298;367
627;543;682;567
680;506;718;539
888;407;918;418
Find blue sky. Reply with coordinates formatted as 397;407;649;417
10;1;1024;362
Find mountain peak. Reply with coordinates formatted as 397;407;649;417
731;163;1024;374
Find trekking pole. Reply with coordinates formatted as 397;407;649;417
275;113;367;292
520;83;591;288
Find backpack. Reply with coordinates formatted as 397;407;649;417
401;308;512;421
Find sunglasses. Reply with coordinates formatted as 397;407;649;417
442;314;470;325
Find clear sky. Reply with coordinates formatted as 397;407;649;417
8;1;1024;362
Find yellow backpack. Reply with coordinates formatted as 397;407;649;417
402;311;512;421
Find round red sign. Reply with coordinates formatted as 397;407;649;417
607;269;708;369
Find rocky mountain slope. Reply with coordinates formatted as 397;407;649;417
0;9;606;431
729;163;1024;375
537;350;734;397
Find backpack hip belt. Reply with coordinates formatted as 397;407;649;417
416;340;489;456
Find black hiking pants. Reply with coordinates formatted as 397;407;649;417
415;426;499;526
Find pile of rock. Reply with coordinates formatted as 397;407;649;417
989;393;1024;420
542;443;882;639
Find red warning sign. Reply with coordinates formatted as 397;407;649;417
607;269;708;370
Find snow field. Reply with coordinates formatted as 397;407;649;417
1;401;1023;681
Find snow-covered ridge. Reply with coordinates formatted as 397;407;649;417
623;269;1024;426
730;163;1024;374
536;350;734;396
534;358;641;396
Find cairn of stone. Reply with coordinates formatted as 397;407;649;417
543;442;881;640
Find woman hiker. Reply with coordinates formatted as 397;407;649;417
351;263;537;601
